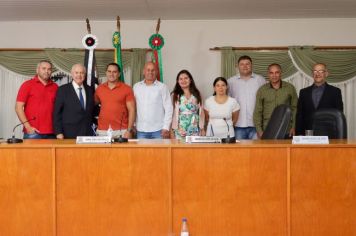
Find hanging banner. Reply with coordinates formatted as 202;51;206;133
149;19;165;82
82;34;98;87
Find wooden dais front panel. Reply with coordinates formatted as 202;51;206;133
55;147;171;236
172;147;288;236
291;147;356;236
0;148;55;236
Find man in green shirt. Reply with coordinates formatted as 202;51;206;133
253;63;298;138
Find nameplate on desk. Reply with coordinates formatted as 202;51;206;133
292;136;329;144
76;136;112;144
185;136;221;143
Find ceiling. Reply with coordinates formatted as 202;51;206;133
1;0;356;21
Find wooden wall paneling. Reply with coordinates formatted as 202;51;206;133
0;148;55;236
291;147;356;236
172;147;288;236
55;147;171;236
2;140;356;236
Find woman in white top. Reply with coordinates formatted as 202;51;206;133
204;77;240;138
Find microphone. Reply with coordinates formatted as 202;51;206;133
221;118;236;144
113;113;128;143
7;117;36;144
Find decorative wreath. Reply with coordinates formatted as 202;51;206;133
112;32;121;47
82;34;98;50
149;33;165;50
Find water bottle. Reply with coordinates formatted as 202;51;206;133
107;124;113;141
181;218;189;236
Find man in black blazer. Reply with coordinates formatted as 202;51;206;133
296;63;344;135
53;64;95;139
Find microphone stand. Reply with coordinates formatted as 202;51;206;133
7;117;36;144
221;118;236;144
114;135;128;143
7;134;23;144
113;113;128;143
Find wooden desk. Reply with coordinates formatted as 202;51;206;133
0;139;355;236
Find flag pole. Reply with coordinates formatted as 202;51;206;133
86;18;91;34
113;16;125;82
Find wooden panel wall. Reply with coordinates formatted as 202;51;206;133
55;147;171;236
172;147;288;236
0;148;55;236
291;147;356;236
1;142;356;236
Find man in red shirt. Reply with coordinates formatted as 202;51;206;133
95;63;135;138
15;60;58;139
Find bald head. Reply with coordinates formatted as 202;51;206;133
143;61;157;84
71;64;86;73
71;64;86;86
36;60;52;83
312;63;328;86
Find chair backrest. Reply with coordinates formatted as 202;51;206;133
312;109;347;139
262;104;292;140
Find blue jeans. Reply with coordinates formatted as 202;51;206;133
136;130;162;139
234;127;257;140
23;132;56;139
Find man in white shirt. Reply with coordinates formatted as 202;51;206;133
133;62;173;139
228;55;266;140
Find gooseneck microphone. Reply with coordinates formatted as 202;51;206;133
113;113;128;143
7;117;36;144
221;118;236;144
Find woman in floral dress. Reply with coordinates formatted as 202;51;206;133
171;70;205;139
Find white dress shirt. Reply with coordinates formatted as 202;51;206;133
228;73;265;127
133;79;173;132
72;81;86;108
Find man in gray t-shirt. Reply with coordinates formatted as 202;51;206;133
228;55;266;140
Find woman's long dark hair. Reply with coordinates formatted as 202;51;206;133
172;70;202;105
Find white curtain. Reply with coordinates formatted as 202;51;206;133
284;70;356;139
0;65;28;139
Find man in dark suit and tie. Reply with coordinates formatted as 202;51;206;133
296;63;344;135
53;64;95;139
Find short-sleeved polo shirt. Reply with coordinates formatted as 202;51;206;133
16;76;58;134
95;82;135;130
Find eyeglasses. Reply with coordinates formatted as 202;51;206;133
313;70;326;74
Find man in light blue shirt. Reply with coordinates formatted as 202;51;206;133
228;55;266;139
133;62;173;139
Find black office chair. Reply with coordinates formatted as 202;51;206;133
261;104;292;140
312;109;347;139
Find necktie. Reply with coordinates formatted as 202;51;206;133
78;87;85;109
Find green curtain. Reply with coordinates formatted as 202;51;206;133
0;51;50;76
45;48;134;79
44;48;85;73
221;46;356;83
221;47;297;79
130;48;147;85
220;47;236;79
0;48;147;85
289;46;356;83
234;50;297;79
